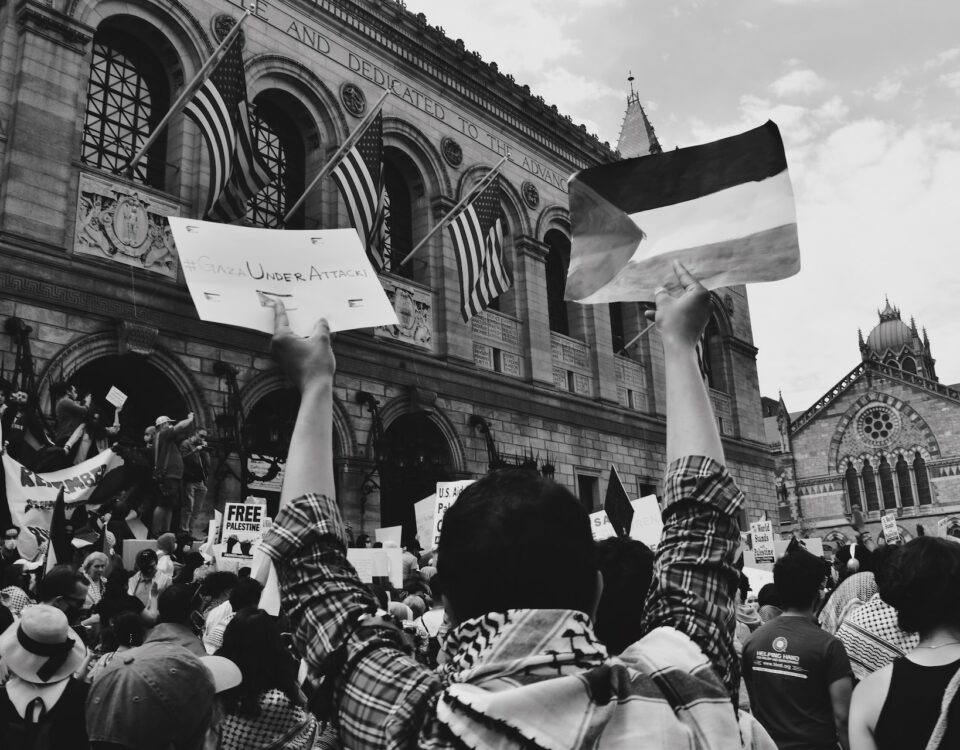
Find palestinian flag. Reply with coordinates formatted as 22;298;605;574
566;121;800;303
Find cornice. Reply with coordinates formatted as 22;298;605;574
296;0;617;169
16;0;92;52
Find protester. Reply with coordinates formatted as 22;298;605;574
821;570;879;636
85;640;232;750
51;382;88;446
744;549;853;749
849;537;960;749
179;428;209;538
93;567;146;626
143;584;206;657
156;532;177;578
0;581;31;621
203;578;263;655
0;604;89;749
1;525;20;580
64;402;121;466
127;548;171;614
259;266;775;747
757;583;783;623
401;536;420;582
199;572;240;641
151;412;195;535
594;535;655;655
83;610;147;683
213;608;319;749
81;550;109;612
36;566;89;640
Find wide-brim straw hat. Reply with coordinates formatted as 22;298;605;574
0;604;86;683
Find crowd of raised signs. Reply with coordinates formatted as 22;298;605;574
1;273;959;750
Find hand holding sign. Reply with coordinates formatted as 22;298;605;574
267;297;335;394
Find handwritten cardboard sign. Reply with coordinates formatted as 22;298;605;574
168;218;398;335
750;520;776;565
221;502;265;557
105;386;127;409
375;525;403;547
589;510;618;541
347;547;403;588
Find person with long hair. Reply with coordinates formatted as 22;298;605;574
849;537;960;750
213;608;318;749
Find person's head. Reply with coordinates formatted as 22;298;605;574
757;583;781;609
198;571;238;603
157;533;177;556
594;536;655;654
50;381;73;402
2;525;18;557
157;585;195;625
773;549;826;612
37;565;88;623
143;425;156;448
216;608;300;716
227;578;262;612
880;537;960;635
403;595;426;619
86;642;216;750
437;468;599;624
105;610;147;651
104;567;130;598
83;551;109;581
155;415;173;431
136;549;159;578
355;534;369;549
835;541;873;579
0;604;86;684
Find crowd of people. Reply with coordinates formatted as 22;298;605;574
0;263;958;748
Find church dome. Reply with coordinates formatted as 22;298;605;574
865;300;913;355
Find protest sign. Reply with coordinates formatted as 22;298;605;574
414;494;437;552
168;218;398;335
589;510;618;541
3;445;125;559
566;121;800;303
742;565;775;595
105;386;127;409
881;514;902;544
347;548;403;588
375;525;403;548
221;502;265;557
750;520;776;564
428;480;474;549
628;495;664;548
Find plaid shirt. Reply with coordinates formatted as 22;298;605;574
261;455;745;748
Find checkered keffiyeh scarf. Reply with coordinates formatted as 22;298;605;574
835;593;919;680
0;587;32;618
217;689;317;750
819;572;878;634
428;609;777;750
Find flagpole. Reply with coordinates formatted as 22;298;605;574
123;6;255;178
282;89;390;225
398;154;509;267
615;320;656;356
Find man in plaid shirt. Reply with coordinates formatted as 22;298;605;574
261;262;775;749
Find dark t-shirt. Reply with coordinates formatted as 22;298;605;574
743;615;852;750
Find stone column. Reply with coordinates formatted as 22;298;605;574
513;235;553;387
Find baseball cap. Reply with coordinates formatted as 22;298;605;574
86;641;235;750
155;415;173;427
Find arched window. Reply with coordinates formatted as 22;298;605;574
845;461;862;511
245;98;305;229
862;459;880;512
901;356;917;375
81;26;170;188
896;454;914;506
383;158;413;276
878;455;897;510
701;317;727;392
544;229;571;335
914;452;932;504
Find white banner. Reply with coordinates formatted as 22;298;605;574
3;447;125;560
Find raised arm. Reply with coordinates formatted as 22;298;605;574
261;301;440;747
640;262;744;699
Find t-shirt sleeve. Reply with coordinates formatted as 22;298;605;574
824;636;853;684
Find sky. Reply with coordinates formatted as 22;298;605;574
406;0;960;411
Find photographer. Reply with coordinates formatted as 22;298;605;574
180;427;210;539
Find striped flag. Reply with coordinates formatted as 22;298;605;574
184;34;271;223
448;179;512;322
330;112;386;271
566;120;800;302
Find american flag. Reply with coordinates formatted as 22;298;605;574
184;34;271;222
448;179;512;321
330;112;386;271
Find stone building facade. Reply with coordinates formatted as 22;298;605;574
770;301;960;545
0;0;776;534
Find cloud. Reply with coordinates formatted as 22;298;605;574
924;47;960;69
770;69;827;98
870;76;902;102
941;70;960;93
